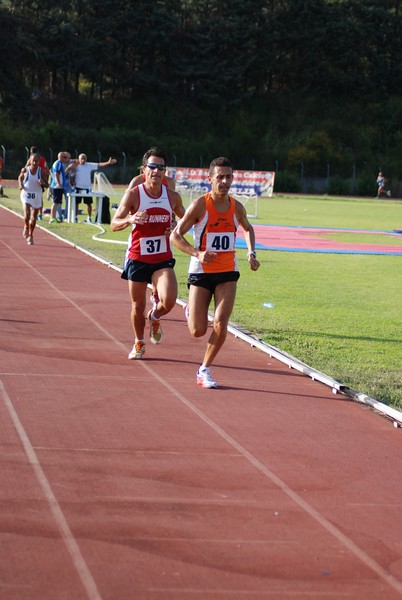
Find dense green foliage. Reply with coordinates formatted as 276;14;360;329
1;0;402;184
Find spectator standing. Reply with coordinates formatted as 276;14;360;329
66;153;117;222
18;153;49;245
64;151;75;195
49;152;67;223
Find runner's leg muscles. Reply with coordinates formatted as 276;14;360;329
151;268;177;318
201;281;237;368
187;285;212;338
23;204;30;228
128;280;148;340
30;208;39;235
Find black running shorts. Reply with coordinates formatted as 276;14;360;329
122;258;176;283
187;271;240;292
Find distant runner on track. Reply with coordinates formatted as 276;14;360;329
18;153;49;245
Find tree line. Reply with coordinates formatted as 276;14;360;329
1;0;402;186
3;0;402;104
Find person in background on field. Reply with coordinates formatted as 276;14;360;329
49;151;68;223
64;151;75;195
170;156;260;389
110;146;185;360
66;153;117;222
60;151;76;220
18;153;49;245
376;171;391;198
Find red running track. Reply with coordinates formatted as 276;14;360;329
1;206;402;600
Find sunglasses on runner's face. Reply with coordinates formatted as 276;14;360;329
145;163;166;171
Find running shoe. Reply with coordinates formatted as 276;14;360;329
23;227;29;239
26;236;34;245
86;217;92;223
148;310;163;344
128;341;145;360
196;367;218;389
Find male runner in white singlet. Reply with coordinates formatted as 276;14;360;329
111;147;185;360
18;153;49;245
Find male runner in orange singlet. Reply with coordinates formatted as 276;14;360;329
170;156;260;388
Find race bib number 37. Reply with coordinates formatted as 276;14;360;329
206;232;235;252
139;235;167;255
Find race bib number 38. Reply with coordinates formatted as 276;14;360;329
206;232;235;252
22;191;38;201
139;235;167;255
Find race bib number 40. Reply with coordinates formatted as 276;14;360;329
139;235;167;255
206;232;235;252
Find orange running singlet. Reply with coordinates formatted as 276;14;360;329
189;192;239;274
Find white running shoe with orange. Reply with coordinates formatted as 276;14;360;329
128;341;145;360
196;367;218;389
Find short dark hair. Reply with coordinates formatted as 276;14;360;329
142;146;167;166
30;146;38;154
209;156;233;176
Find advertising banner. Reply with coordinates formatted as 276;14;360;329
169;168;275;197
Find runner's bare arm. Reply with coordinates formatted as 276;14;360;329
127;173;144;190
171;190;185;220
40;175;49;188
18;168;27;189
110;188;146;231
170;196;217;264
235;200;260;271
165;175;176;191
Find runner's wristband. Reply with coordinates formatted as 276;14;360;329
247;251;256;258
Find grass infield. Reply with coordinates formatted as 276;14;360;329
2;187;401;409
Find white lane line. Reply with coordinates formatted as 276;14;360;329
3;238;402;596
0;380;102;600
